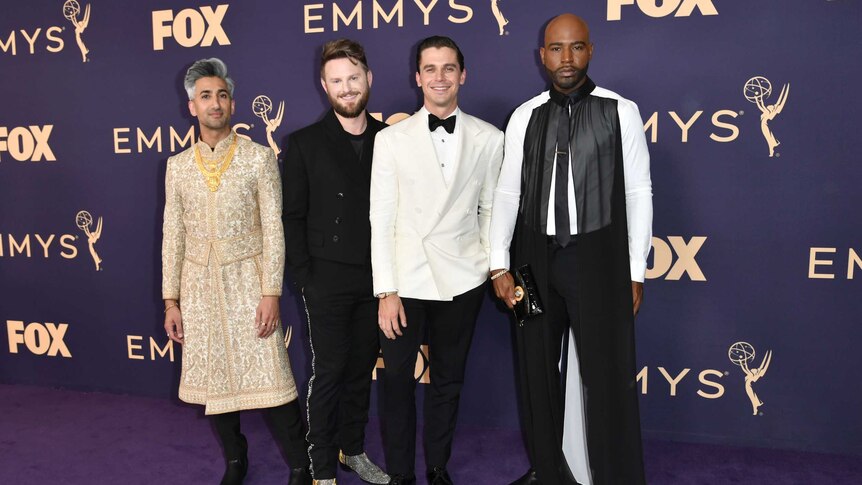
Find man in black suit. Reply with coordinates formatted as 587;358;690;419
283;39;389;485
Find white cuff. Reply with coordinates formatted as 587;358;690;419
630;259;646;283
489;249;510;272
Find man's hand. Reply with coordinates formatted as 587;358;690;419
257;295;280;338
491;269;516;309
632;281;644;317
164;300;184;345
378;294;407;340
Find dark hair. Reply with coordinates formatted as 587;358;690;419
320;38;369;76
184;58;235;100
415;36;464;72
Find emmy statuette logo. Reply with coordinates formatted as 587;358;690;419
373;345;430;384
490;1;510;35
75;210;102;271
252;95;284;158
283;325;293;350
728;341;772;416
415;345;430;383
744;76;790;158
63;0;90;62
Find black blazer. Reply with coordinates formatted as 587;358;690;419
282;109;387;288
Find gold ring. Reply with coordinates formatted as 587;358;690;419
513;286;524;302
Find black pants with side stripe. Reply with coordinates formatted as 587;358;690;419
302;258;380;480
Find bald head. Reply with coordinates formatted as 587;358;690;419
544;14;590;46
540;14;594;94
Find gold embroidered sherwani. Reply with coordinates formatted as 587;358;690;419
162;134;297;415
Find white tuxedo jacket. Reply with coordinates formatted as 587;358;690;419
370;109;504;301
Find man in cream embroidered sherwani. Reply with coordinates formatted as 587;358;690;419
162;58;311;485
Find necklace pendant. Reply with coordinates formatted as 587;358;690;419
206;174;220;192
194;135;237;193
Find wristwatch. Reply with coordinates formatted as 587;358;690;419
375;291;397;299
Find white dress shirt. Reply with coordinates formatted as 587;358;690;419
421;106;461;187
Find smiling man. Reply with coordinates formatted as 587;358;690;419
283;39;389;485
369;36;504;485
489;14;652;485
162;58;311;485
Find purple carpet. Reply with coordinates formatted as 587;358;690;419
0;384;859;484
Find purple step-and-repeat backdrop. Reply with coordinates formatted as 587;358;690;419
1;0;860;455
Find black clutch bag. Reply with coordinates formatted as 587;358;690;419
512;264;543;325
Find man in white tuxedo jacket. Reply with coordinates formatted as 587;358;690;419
369;36;504;485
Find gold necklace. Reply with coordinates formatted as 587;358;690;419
194;135;238;192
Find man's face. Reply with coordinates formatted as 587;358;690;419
321;57;372;119
415;47;466;114
540;18;593;93
188;76;234;131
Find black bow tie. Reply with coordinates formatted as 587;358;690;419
428;114;456;134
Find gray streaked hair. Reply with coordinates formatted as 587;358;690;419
183;58;235;100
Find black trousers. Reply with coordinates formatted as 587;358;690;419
516;241;580;485
302;258;379;479
518;236;646;485
379;281;486;478
211;399;309;468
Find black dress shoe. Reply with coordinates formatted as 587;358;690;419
288;465;312;485
508;469;540;485
220;456;248;485
388;474;416;485
426;466;454;485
